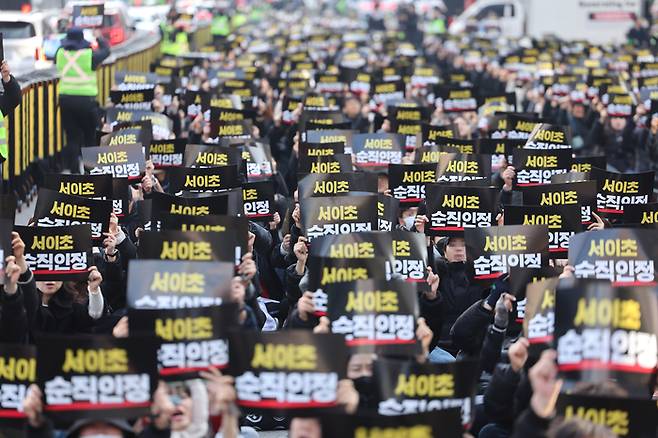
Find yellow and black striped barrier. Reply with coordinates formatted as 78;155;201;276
4;26;209;203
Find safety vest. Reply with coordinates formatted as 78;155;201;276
0;111;6;161
427;18;446;34
231;13;247;29
161;26;189;56
211;15;230;36
56;48;97;97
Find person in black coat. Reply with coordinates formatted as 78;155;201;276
0;60;21;119
424;236;489;357
0;58;21;182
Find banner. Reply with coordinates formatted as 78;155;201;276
34;188;112;241
352;133;404;169
554;279;658;396
301;195;379;242
389;163;437;204
0;343;35;426
15;225;92;281
426;185;499;236
105;121;152;148
242;181;275;220
324;279;419;355
82;144;145;180
504;204;582;257
137;230;240;264
228;331;348;412
568;228;658;286
377;193;399;233
129;305;239;380
374;358;479;427
591;168;654;216
464;225;549;281
512;148;572;186
297;173;378;199
556;393;657;438
126;260;234;309
37;336;158;424
167;165;242;194
522;181;598;224
149;139;186;168
571;155;606;173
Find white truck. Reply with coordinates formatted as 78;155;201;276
449;0;643;45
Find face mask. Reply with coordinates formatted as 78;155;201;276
353;376;377;409
402;216;415;230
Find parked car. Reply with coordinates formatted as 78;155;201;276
0;10;57;74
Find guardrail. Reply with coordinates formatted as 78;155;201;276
4;25;211;208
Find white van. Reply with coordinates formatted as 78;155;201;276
449;0;642;45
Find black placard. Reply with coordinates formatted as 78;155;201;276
389;163;437;205
352;133;404;170
298;154;353;176
464;225;549;281
149;139;186;168
184;144;242;168
0;343;35;427
34;188;112;241
43;173;113;200
167;165;241;194
555;393;657;438
129;305;239;380
126;260;234;309
82;144;145;180
522;181;597;224
437;153;492;183
37;336;158;425
320;410;463;438
137;230;239;264
426;185;500;236
374;358;479;427
512;148;572;186
242;181;275;220
504;204;582;257
16;224;92;281
71;3;104;28
568;228;658;286
324;279;419;355
554;279;658;396
109;88;154;111
591;168;654;216
228;331;348;412
298;172;378;199
301;194;379;242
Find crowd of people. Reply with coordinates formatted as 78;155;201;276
0;1;657;438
